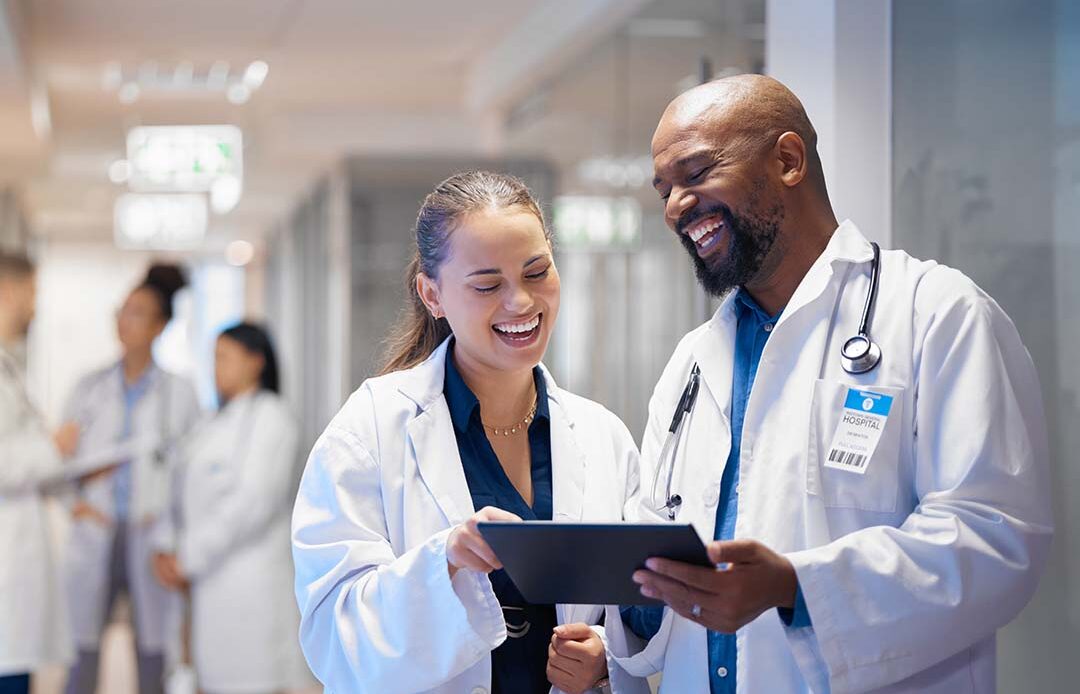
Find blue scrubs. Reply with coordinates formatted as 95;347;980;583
444;344;556;694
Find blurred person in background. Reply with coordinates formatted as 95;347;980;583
292;171;649;694
151;322;310;694
62;264;201;694
0;252;78;694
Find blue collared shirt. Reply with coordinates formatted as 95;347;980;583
622;289;810;692
114;365;155;520
444;344;556;694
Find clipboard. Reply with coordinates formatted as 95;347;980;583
477;521;711;605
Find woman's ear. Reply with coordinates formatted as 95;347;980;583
416;272;444;320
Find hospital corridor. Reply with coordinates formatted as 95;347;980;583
1;1;1078;693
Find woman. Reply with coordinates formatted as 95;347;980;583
152;322;310;694
292;171;649;694
63;264;201;694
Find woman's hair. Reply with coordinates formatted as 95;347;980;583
219;321;280;394
379;171;549;375
139;263;188;323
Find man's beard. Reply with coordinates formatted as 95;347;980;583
677;190;783;298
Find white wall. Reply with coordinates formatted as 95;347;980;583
29;241;245;421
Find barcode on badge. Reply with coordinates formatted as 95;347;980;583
827;448;867;470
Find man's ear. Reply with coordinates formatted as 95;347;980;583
775;131;808;188
416;272;444;319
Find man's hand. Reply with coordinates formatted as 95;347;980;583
446;506;522;577
152;552;189;592
633;539;798;633
53;421;80;458
546;622;607;694
71;500;110;526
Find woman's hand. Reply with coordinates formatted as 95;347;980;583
546;623;608;693
446;506;521;577
152;552;189;592
53;421;80;458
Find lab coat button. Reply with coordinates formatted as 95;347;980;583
717;666;729;677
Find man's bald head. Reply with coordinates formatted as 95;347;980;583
650;75;838;301
654;74;826;195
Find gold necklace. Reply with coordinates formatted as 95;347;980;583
483;400;538;437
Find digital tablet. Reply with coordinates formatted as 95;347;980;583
476;521;711;605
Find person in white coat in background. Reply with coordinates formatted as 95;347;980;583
0;252;81;694
292;171;650;694
151;322;311;694
606;75;1053;693
63;264;201;694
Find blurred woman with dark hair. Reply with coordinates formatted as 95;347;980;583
151;322;311;694
62;263;202;694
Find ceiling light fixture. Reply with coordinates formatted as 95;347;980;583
114;194;207;250
225;240;255;266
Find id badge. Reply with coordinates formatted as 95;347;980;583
823;388;895;475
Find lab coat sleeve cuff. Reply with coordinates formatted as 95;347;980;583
433;528;506;650
781;550;842;694
594;617;652;694
777;583;812;628
177;536;207;579
602;604;670;679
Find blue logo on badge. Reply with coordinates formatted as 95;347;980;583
845;388;894;416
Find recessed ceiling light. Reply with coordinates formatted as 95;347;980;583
210;174;242;214
226;83;251;104
118;82;140;104
108;159;131;184
225;240;255;266
242;61;269;89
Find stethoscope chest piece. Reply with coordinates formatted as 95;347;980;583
840;242;884;375
841;334;881;374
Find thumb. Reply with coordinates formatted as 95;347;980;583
553;622;594;641
709;539;760;566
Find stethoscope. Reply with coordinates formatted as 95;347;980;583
651;243;883;519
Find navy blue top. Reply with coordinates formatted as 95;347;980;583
444;344;556;694
621;289;811;692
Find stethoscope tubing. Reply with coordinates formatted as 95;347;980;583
657;245;883;518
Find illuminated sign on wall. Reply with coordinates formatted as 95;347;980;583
552;196;642;250
114;194;208;250
126;125;242;193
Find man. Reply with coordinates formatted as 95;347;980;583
0;252;78;694
608;75;1052;692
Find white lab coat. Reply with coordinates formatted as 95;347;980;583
0;344;73;675
605;221;1053;693
161;389;311;693
292;339;651;694
63;362;200;653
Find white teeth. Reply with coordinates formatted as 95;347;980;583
494;315;540;334
688;219;723;244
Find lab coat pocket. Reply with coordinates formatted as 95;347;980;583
806;379;904;513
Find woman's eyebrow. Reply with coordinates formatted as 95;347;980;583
465;267;501;277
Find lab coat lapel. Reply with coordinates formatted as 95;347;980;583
691;294;738;420
540;369;586;524
776;219;875;331
400;340;475;527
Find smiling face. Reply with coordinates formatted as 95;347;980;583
651;94;788;297
416;206;560;377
